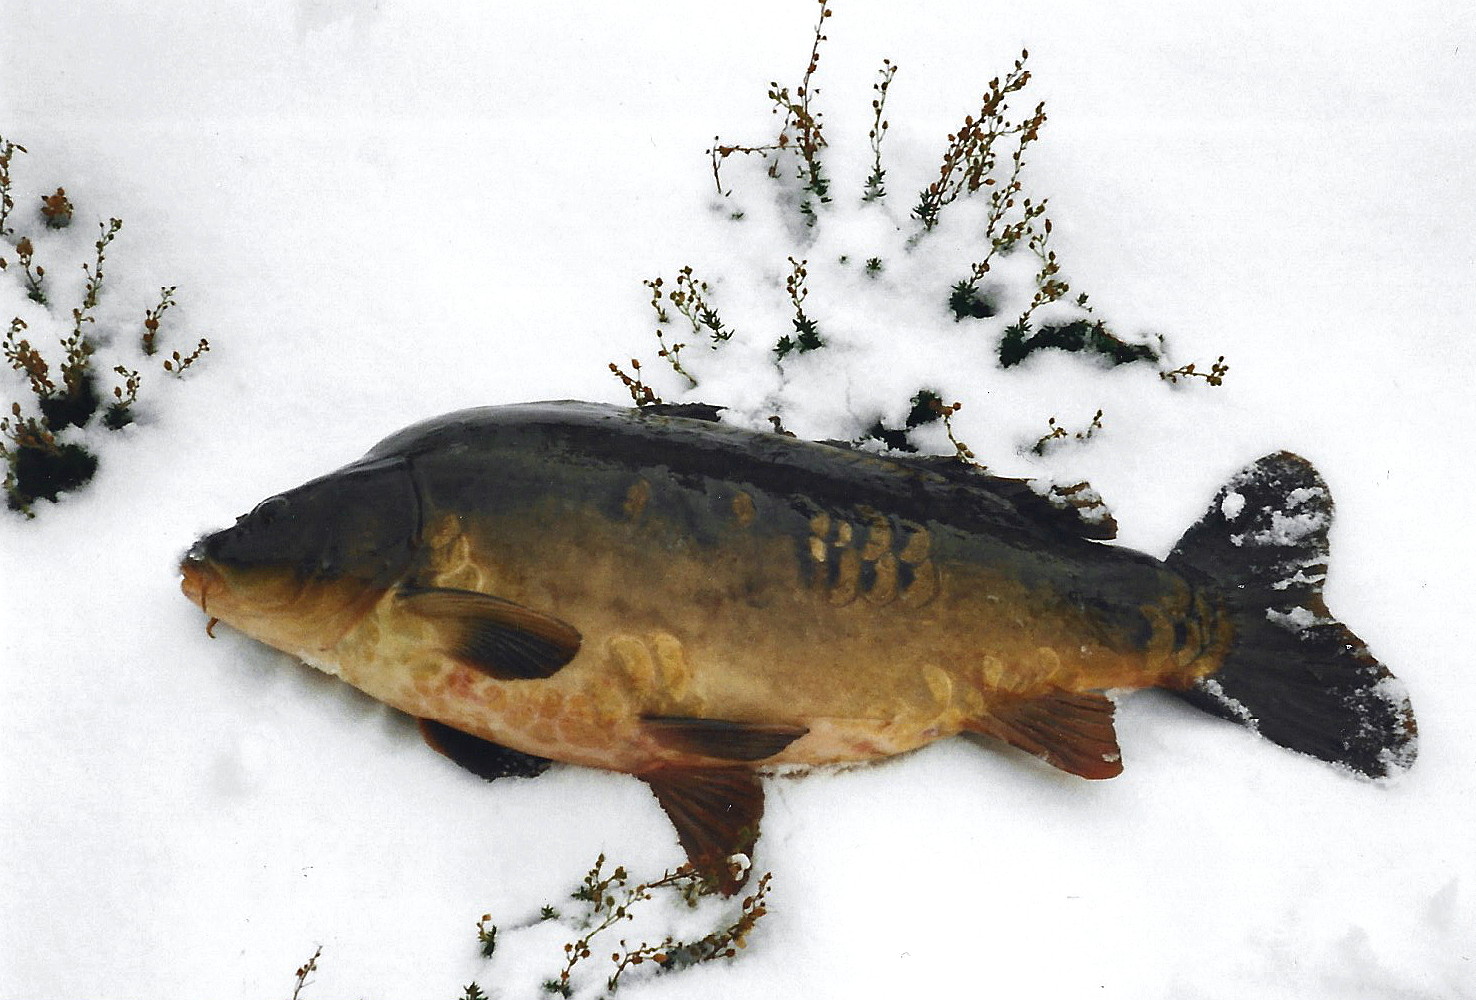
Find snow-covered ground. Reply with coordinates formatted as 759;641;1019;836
3;2;1474;997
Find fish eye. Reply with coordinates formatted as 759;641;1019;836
248;495;291;528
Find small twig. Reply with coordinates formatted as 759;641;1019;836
476;913;498;958
1032;409;1104;456
81;217;122;312
609;359;662;406
162;338;209;377
1160;356;1229;387
141;285;177;356
913;50;1036;232
39;188;73;228
863;59;897;202
289;945;322;1000
0;135;25;236
13;237;46;304
103;365;141;430
775;257;823;360
4;318;54;400
929;398;979;465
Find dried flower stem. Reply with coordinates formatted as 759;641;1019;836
1160;356;1229;386
39;188;73;228
930;398;979;465
289;945;322;1000
538;855;773;998
142;285;177;356
863;59;897;202
81;218;122;312
913;50;1039;233
14;237;46;304
609;359;662;406
1032;408;1104;455
163;338;209;377
774;256;823;359
4;318;54;400
707;0;832;215
0;136;25;236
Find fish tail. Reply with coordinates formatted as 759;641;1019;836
1164;452;1417;778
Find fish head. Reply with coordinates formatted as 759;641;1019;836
180;456;420;654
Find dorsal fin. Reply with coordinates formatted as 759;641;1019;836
637;402;725;422
963;689;1124;779
881;453;1118;540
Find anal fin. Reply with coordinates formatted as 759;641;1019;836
419;718;553;781
640;768;764;895
964;690;1123;779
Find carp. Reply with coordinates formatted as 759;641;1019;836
180;401;1417;890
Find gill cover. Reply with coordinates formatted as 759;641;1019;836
200;456;420;587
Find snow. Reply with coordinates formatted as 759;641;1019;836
1266;605;1330;632
4;1;1476;998
1220;490;1247;522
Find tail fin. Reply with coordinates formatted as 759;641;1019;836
1165;452;1417;778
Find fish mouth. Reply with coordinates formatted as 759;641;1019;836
179;543;218;613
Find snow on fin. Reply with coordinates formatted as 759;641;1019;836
963;689;1124;779
398;585;581;681
640;767;764;895
419;718;553;780
1165;452;1417;778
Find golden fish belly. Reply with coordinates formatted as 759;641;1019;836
304;493;1227;775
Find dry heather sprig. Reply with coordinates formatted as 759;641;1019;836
930;398;979;465
606;872;773;993
863;59;897;202
535;855;773;998
774;256;822;359
913;50;1039;232
475;913;498;958
13;236;46;304
81;217;122;312
103;366;142;430
609;359;663;406
4;318;54;400
1032;408;1104;455
708;0;833;217
0;136;25;236
1160;356;1229;387
642;272;702;386
919;49;1060;325
163;338;210;376
2;402;57;454
59;313;97;401
781;0;833;217
39;188;73;228
141;285;177;356
289;945;322;1000
669;266;732;346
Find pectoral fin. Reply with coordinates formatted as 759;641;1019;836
964;690;1124;779
640;767;764;895
419;718;553;781
398;585;581;680
643;715;808;762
